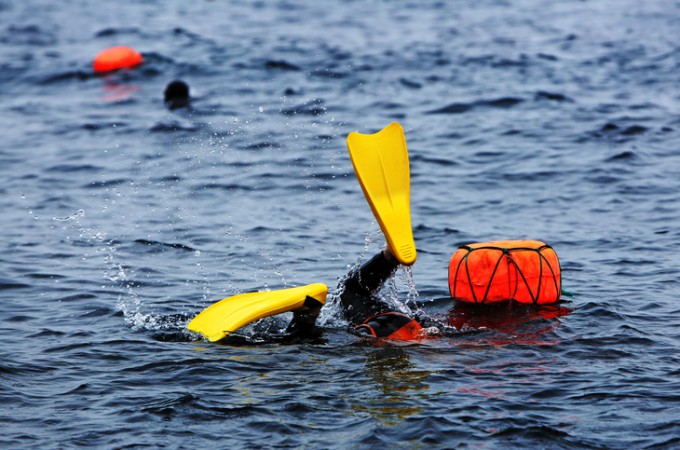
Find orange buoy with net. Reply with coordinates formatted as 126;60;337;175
448;240;561;304
93;46;143;73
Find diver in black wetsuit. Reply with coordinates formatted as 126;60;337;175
336;248;424;339
283;247;423;340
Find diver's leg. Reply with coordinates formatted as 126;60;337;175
338;249;399;325
285;295;324;338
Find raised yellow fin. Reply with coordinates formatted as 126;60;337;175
347;122;417;265
187;283;328;342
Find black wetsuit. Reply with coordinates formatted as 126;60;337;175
338;251;400;326
338;251;422;339
284;250;423;340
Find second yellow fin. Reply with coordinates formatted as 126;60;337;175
187;283;328;342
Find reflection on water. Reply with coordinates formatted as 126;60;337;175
352;347;430;426
101;81;140;103
447;300;572;346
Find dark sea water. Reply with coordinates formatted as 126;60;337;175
2;0;680;448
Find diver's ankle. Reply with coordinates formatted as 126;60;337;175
383;247;398;265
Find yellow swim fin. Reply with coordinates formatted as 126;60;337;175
347;122;417;265
187;283;328;342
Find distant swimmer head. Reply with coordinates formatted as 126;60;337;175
93;46;143;74
164;80;190;110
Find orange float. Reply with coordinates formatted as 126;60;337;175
448;240;561;304
93;46;143;73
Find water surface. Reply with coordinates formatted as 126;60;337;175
1;0;679;448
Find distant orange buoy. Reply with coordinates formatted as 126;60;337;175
449;240;562;304
93;46;143;73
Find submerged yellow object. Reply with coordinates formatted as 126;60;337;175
347;122;417;265
187;283;328;342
